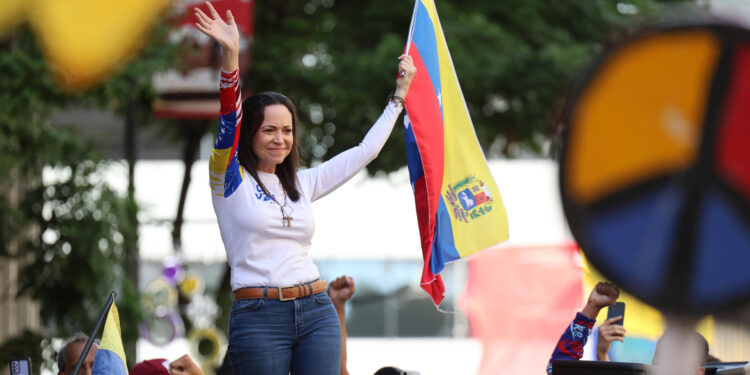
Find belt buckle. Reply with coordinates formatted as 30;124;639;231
278;287;294;301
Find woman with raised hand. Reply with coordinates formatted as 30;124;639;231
195;2;416;374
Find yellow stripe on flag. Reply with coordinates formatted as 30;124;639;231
100;303;128;373
422;0;509;257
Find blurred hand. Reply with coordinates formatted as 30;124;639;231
394;54;417;99
328;275;355;305
170;354;203;375
581;281;619;319
589;282;620;309
596;316;626;361
194;2;239;52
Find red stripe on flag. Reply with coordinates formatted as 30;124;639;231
422;275;446;306
405;41;446;305
414;174;446;304
405;42;445;242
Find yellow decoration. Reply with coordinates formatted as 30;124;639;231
567;30;720;204
179;274;205;298
1;0;170;90
189;326;227;370
0;0;27;37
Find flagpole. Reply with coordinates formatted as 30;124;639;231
72;291;117;375
404;0;419;54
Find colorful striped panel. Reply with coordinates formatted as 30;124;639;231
209;69;244;198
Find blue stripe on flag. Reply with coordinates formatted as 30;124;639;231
411;1;442;102
92;349;127;375
404;115;425;186
430;197;461;275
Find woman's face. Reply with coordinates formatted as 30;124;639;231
253;104;294;173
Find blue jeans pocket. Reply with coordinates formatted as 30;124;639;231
231;298;264;316
312;291;332;305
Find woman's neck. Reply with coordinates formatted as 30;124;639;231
257;163;276;174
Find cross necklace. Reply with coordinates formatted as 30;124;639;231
270;192;293;227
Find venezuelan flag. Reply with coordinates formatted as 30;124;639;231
92;303;128;375
403;0;509;305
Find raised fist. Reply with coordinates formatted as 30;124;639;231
328;275;356;305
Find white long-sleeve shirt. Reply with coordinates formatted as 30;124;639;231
209;69;402;290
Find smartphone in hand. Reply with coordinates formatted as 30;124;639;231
607;301;626;326
10;358;31;375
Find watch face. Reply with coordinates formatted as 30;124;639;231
559;22;750;314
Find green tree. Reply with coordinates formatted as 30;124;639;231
249;0;688;173
0;23;177;370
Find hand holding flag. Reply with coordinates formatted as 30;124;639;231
395;54;417;99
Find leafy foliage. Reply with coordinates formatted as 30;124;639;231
452;175;476;192
18;161;135;334
0;24;177;368
250;0;687;173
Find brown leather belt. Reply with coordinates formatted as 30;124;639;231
234;280;328;301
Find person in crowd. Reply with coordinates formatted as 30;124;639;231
329;275;356;375
595;314;626;361
373;366;419;375
547;281;621;374
195;1;416;373
548;281;709;375
169;355;205;375
131;358;171;375
131;354;204;375
652;326;708;375
57;333;98;375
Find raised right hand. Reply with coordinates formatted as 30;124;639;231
581;281;620;319
194;1;239;52
588;281;620;309
329;275;356;305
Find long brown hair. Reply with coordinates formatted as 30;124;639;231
238;91;301;201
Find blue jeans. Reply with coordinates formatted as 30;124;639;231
228;289;342;375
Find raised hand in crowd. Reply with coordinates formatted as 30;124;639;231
329;275;356;307
169;354;204;375
329;275;356;375
581;281;619;319
596;315;627;361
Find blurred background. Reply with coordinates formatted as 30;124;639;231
2;0;750;374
